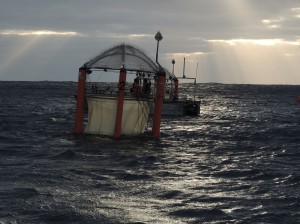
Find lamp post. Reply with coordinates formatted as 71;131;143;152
183;57;186;78
152;31;165;137
155;31;163;69
172;59;175;75
171;59;175;94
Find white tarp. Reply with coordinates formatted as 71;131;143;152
84;44;159;73
84;96;151;136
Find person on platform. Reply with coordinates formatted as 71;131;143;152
130;78;141;96
142;78;151;97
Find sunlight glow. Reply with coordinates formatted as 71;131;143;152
205;38;300;84
166;52;205;58
112;33;152;39
128;34;151;38
162;52;205;80
0;30;79;80
0;29;81;36
0;36;41;71
208;39;300;46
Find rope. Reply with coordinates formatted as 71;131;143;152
135;98;152;133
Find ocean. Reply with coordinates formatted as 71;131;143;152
0;81;299;224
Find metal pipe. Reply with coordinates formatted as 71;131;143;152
152;72;166;137
114;68;127;138
74;68;87;133
183;57;186;78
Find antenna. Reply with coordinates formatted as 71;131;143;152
183;58;186;78
196;62;198;78
179;57;197;101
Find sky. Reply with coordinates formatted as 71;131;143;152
1;0;300;84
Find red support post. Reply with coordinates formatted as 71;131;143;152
114;68;127;139
74;68;87;134
152;72;166;137
174;79;179;100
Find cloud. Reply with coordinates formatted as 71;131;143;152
261;18;284;29
1;0;300;84
96;33;153;39
207;39;300;46
258;5;300;38
0;29;83;36
165;52;206;58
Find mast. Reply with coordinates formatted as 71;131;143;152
183;57;186;78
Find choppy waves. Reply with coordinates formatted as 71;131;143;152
0;81;300;223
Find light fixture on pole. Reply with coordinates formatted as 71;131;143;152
172;59;175;75
152;31;165;137
155;31;163;70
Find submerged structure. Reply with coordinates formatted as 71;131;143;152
73;32;200;138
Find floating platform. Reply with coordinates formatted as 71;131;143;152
74;34;200;138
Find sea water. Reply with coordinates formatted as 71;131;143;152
0;81;299;223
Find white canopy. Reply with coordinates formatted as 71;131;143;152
83;44;159;73
82;43;178;80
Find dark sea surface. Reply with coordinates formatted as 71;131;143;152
0;81;299;224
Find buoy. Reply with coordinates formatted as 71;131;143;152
297;96;300;103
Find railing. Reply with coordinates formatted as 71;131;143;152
86;82;154;99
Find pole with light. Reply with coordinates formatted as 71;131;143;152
155;31;163;71
172;59;175;75
152;31;166;137
172;59;179;100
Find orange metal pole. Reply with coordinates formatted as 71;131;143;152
152;72;166;137
114;68;127;139
74;68;87;134
174;79;179;100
